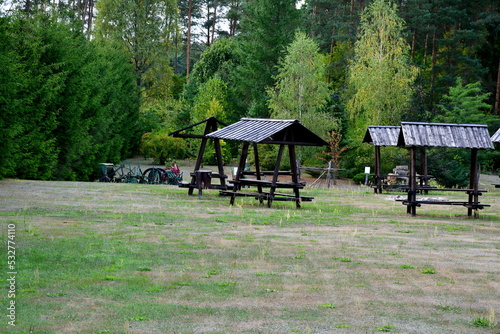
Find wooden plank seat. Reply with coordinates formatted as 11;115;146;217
422;188;487;192
229;179;306;189
390;186;485;193
220;190;313;207
179;182;230;190
401;200;490;210
190;171;227;178
371;184;439;192
241;171;293;176
371;184;407;190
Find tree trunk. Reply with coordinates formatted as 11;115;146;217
350;0;355;22
423;30;429;66
494;58;500;115
228;0;240;37
210;0;219;46
429;29;437;104
25;0;31;14
87;0;94;39
411;29;416;61
186;0;193;80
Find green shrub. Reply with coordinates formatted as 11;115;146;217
202;140;233;165
352;172;367;184
140;130;189;164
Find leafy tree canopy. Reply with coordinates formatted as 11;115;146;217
346;0;418;129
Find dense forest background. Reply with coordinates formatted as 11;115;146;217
1;0;499;185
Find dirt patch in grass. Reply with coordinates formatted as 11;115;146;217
1;179;499;333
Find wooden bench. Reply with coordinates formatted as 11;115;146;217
401;188;489;216
225;178;309;208
231;179;306;189
241;170;293;176
220;190;313;201
401;200;490;210
220;190;313;207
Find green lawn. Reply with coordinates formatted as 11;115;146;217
1;179;499;333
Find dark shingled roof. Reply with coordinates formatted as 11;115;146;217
491;128;500;143
398;122;494;149
206;118;328;146
363;126;400;146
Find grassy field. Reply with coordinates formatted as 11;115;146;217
1;176;499;333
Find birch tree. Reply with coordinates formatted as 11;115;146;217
267;31;336;165
346;0;418;129
267;31;334;135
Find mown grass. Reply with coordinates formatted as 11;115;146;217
1;179;499;333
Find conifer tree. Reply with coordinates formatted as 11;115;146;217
435;78;496;125
235;0;300;117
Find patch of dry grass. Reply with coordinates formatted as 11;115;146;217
0;179;499;333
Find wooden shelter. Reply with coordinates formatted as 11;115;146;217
492;128;500;143
363;126;401;193
397;122;494;216
206;118;328;208
491;128;500;188
169;117;229;197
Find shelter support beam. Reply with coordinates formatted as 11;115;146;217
468;148;479;217
288;144;301;208
407;147;417;216
374;146;382;193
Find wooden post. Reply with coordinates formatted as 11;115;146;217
212;122;226;189
253;143;263;202
213;137;226;188
231;142;250;205
189;138;208;195
468;148;479;217
375;146;381;193
189;118;222;195
288;144;301;208
420;147;428;194
326;160;332;189
269;144;285;208
407;147;417;216
332;160;338;186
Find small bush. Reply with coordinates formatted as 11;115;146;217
352;172;367;184
140;130;189;164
